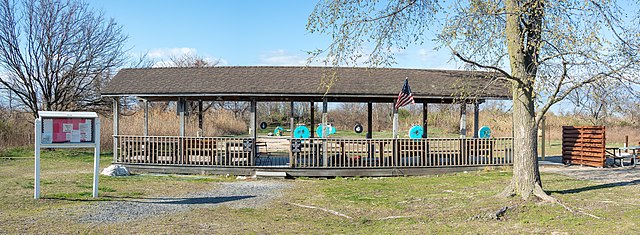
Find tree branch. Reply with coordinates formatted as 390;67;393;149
450;48;516;82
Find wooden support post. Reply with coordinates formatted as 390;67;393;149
625;135;629;152
290;101;295;138
250;99;257;165
143;99;148;136
179;98;185;137
473;102;479;138
310;101;315;138
198;99;203;137
422;102;428;162
322;99;328;137
112;97;119;162
367;102;373;139
322;99;328;167
393;102;399;139
459;103;467;138
177;98;185;164
422;102;428;138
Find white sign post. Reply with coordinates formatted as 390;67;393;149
34;111;101;199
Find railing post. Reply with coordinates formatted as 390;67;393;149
288;138;293;168
393;139;397;167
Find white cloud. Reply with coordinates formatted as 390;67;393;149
214;58;229;66
413;48;457;70
143;47;228;68
417;48;432;60
258;50;307;66
151;57;228;68
147;47;198;59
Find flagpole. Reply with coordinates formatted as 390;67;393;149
394;77;413;139
393;101;399;139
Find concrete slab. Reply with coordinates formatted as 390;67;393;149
254;171;288;177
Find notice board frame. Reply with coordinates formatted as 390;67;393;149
34;111;101;199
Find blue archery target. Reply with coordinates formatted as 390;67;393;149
316;125;335;138
293;126;310;139
409;125;424;139
478;126;491;139
273;126;284;136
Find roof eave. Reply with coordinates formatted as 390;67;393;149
100;92;510;101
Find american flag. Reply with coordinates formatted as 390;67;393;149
395;78;414;110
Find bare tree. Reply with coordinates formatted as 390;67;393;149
162;53;248;117
567;80;629;125
169;54;247;118
169;53;220;68
0;0;127;118
308;0;640;201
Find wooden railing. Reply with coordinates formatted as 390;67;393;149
290;138;513;168
115;135;255;166
115;135;512;168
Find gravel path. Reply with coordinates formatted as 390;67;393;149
538;156;640;184
541;165;640;184
77;180;291;224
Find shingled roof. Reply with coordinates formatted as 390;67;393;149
102;66;511;102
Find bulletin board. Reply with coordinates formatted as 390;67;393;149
34;111;101;199
40;117;95;144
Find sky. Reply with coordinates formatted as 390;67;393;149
89;0;456;69
91;0;640;115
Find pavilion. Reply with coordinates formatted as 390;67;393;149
102;66;513;176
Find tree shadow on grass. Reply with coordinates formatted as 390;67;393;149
547;179;640;195
144;195;256;205
45;195;256;205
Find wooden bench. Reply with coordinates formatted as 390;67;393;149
255;142;272;165
183;139;217;165
224;140;253;166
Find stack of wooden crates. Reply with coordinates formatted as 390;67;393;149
562;126;606;167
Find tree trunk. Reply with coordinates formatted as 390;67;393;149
500;0;551;201
502;82;546;200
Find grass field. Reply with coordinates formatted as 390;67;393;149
1;148;638;234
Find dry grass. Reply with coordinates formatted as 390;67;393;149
0;112;34;151
2;102;640;152
0;107;248;151
112;107;247;137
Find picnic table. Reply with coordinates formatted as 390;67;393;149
606;146;638;167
